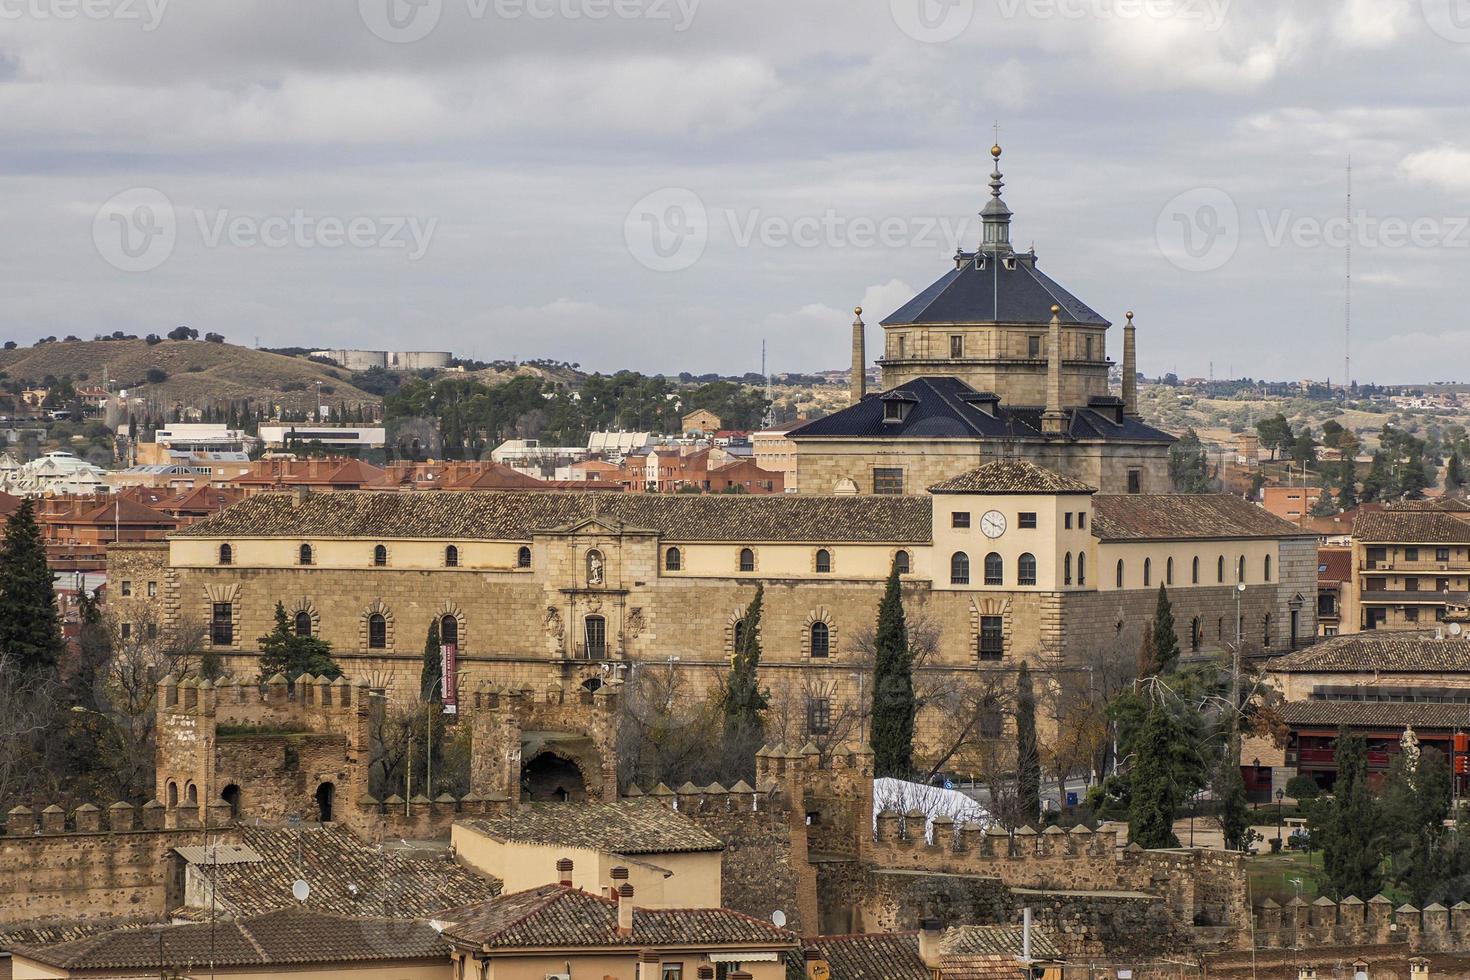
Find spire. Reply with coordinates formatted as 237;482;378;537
850;307;866;405
980;140;1013;253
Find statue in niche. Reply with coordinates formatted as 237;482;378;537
587;549;605;586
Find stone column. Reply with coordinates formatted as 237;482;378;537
1122;311;1139;418
1042;306;1067;434
850;307;866;404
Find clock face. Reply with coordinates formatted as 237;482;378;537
980;510;1007;538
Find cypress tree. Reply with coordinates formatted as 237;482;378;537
870;561;915;779
0;497;63;679
257;601;340;681
421;618;442;702
1151;584;1180;675
1128;699;1184;848
1016;662;1041;825
723;584;768;745
1320;728;1383;899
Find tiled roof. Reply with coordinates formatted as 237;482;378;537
458;798;724;855
78;495;177;526
1091;494;1309;541
929;459;1095;495
808;932;927;979
1265;633;1470;674
1354;510;1470;544
789;377;1173;445
438;883;797;950
943;924;1059;959
0;917;161;950
11;908;449;971
1278;700;1470;730
1390;497;1470;512
1318;548;1352;584
881;251;1108;327
183;824;499;918
175;490;932;543
807;926;1057;980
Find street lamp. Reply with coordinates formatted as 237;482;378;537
1276;787;1286;848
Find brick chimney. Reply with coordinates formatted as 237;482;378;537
1410;959;1430;980
803;948;827;980
698;967;715;980
556;857;573;887
1122;310;1139;419
918;917;944;971
636;949;660;980
618;883;635;936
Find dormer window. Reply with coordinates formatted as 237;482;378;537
881;393;917;424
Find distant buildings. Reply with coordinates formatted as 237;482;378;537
308;348;451;371
257;423;386;453
1;451;108;496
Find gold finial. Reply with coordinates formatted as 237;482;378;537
1050;304;1060;315
991;143;1002;159
1125;310;1134;323
854;306;863;316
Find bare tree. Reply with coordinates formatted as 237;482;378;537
763;672;865;767
0;650;57;810
614;662;727;790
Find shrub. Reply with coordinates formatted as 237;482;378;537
1285;774;1320;800
144;368;168;384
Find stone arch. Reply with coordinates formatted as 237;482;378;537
435;600;467;651
800;608;837;658
969;596;1013;663
202;583;241;648
315;781;335;822
288;597;320;636
522;748;589;802
359;600;396;651
725;606;759;651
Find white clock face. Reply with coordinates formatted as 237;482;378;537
980;510;1007;538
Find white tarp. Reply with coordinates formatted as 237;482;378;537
873;777;991;842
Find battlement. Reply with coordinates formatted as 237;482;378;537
1254;895;1470;953
3;798;233;836
624;779;792;815
157;672;369;733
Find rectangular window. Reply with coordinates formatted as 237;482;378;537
147;581;157;598
1027;335;1041;358
952;511;971;528
1438;548;1451;562
146;623;158;639
211;602;233;646
950;334;964;358
120;622;131;639
1084;335;1094;360
1406;547;1420;562
1078;512;1087;529
1367;547;1387;567
979;616;1004;661
1018;512;1037;529
872;468;904;495
1406;578;1420;592
806;697;832;736
120;580;132;597
1064;512;1073;530
1405;607;1420;622
1127;469;1142;494
661;965;684;980
897;335;906;357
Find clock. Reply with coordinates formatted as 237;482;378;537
980;510;1007;538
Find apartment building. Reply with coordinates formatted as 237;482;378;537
1348;507;1470;631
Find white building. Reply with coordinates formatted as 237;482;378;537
257;425;386;451
2;451;108;496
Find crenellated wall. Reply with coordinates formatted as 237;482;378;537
1253;894;1470;953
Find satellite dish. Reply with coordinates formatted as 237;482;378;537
291;879;310;903
1451;622;1464;636
771;910;787;928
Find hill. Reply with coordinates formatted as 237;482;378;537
0;339;382;410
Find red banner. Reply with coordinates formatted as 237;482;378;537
441;644;458;715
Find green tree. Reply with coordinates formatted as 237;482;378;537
1360;452;1392;502
870;562;915;779
1128;699;1187;847
257;601;341;681
1256;414;1293;461
0;498;63;680
1216;761;1253;851
1168;428;1212;493
1382;746;1454;906
1016;663;1041;825
1316;729;1383;899
1337;460;1359;510
1310;488;1339;517
1447;452;1465;494
421;618;441;702
1291;429;1318;467
1150;585;1180;676
723;584;769;750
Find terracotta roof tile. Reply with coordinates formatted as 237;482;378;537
1265;633;1470;674
458;798;724;855
929;459;1095;495
1318;548;1352;584
808;932;927;979
1278;700;1470;729
176;490;931;543
11;908;449;971
439;883;798;950
1354;510;1470;544
1092;494;1308;541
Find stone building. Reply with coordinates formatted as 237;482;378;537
789;144;1174;495
134;459;1318;773
1347;507;1470;632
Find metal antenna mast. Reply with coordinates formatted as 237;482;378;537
1344;157;1352;401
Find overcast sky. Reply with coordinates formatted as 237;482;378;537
2;0;1468;382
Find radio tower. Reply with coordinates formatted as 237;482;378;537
1344;157;1352;402
761;338;775;429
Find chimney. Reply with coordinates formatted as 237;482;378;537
1122;310;1139;419
618;882;635;936
698;967;715;980
637;950;661;980
850;306;866;405
1042;306;1067;435
1298;967;1317;980
1411;959;1430;980
918;917;944;970
803;948;826;980
556;857;573;887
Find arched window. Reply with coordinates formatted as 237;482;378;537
950;552;970;585
166;781;178;807
1190;617;1202;652
299;543;313;566
1166;557;1174;586
739;548;755;572
315;782;334;823
1063;552;1072;586
1192;556;1200;584
1217;556;1225;583
1018;552;1037;586
186;783;198;805
1077;552;1086;586
733;618;748;650
1264;554;1272;581
440;615;458;648
294;610;312;637
1116;559;1125;588
444;545;459;568
810;622;830;658
1238;555;1246;583
373;544;387;567
893;550;910;575
665;547;682;571
1144;558;1152;587
815;549;832;574
517;546;532;569
368;613;386;649
983;552;1003;586
221;784;241;819
218;543;233;566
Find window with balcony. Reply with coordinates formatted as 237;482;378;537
951;552;970;585
1438;548;1452;562
1018;553;1037;586
984;552;1003;585
1406;547;1420;562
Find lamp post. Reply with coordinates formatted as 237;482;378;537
1276;787;1285;848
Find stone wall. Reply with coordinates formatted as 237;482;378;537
1253;895;1470;953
